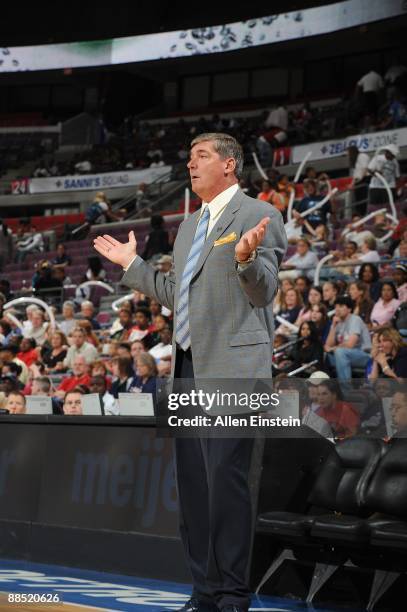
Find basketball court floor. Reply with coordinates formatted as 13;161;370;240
0;559;364;612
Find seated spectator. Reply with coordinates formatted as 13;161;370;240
156;255;173;275
63;389;84;415
56;356;91;398
149;299;162;317
275;287;303;335
128;307;155;345
358;263;381;301
17;338;38;367
129;353;158;394
354;237;381;274
284;210;305;244
325;295;372;380
1;363;24;391
5;391;26;415
64;327;99;370
149;153;165;168
117;342;132;359
273;278;295;315
0;371;21;400
369;328;407;381
395;238;407;261
141;214;170;260
0;319;12;346
90;360;110;379
392;263;407;302
23;309;48;346
0;345;28;385
304;222;328;248
110;357;135;398
149;326;172;375
332;241;359;276
32;260;63;294
131;340;146;375
59;301;77;336
51;243;71;268
342;214;375;248
322;281;339;309
40;330;68;372
89;375;118;415
80;301;101;330
310;303;331;343
294;275;311;302
31;376;62;415
279;238;319;281
110;308;134;341
33;160;50;178
370;281;401;327
74;157;92;174
146;142;163;160
85;256;107;281
295;285;323;326
390;387;407;437
257;180;287;214
15;226;44;263
286;321;325;374
295;179;331;229
48;158;60;176
278;174;295;200
371;213;396;240
316;380;360;439
348;281;373;324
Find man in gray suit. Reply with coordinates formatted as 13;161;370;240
94;133;287;612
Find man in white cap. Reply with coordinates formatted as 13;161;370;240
302;371;333;438
156;254;173;275
368;144;400;206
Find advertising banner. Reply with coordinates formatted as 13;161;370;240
28;166;171;194
292;127;407;163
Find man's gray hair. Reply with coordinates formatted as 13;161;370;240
190;132;244;179
34;376;51;394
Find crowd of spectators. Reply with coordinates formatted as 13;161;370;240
0;284;173;416
27;58;407;181
1;99;407;437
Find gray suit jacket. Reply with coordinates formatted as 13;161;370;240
122;188;287;379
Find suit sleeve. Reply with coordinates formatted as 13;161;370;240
236;210;287;308
121;255;176;312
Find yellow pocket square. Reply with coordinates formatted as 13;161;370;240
214;232;237;246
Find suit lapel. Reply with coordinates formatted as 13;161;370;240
191;188;244;280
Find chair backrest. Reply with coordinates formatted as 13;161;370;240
365;438;407;518
308;437;384;514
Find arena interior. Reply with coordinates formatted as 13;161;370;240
0;1;407;611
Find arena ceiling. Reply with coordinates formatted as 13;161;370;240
1;2;342;46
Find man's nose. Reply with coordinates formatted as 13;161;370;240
187;158;196;169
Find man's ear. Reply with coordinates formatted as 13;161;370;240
224;157;236;176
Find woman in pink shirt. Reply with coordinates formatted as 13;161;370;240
370;282;401;326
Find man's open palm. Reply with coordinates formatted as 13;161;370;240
93;231;138;269
235;216;270;261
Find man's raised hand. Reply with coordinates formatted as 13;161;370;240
93;231;137;269
235;216;270;262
